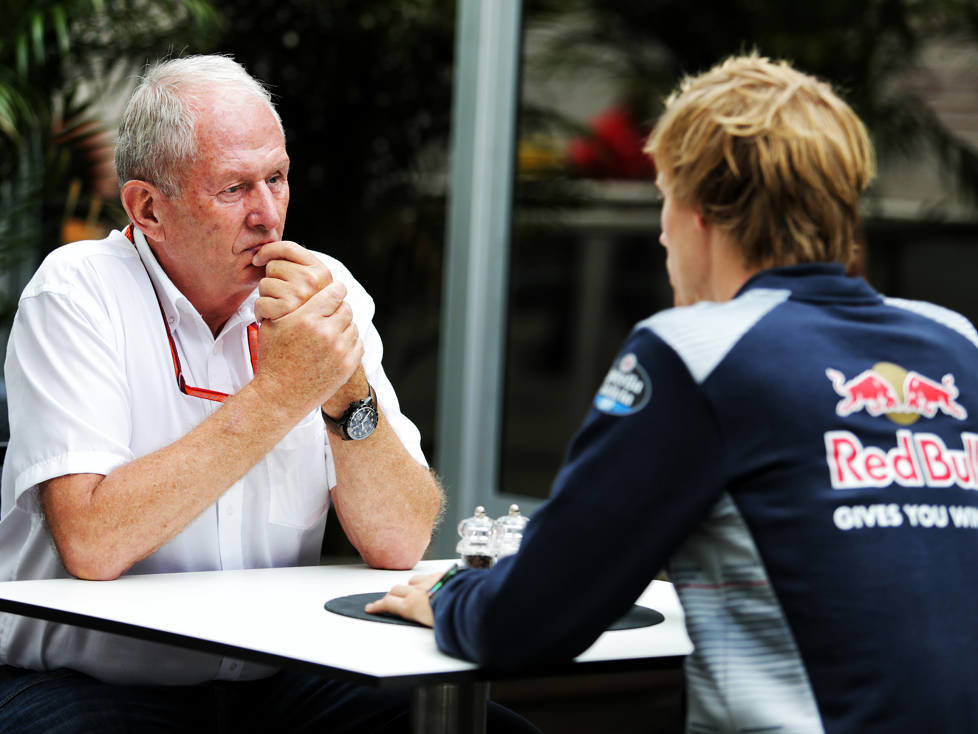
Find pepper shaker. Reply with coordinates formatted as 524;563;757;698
456;506;495;568
490;504;529;560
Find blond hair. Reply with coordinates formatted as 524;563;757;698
645;54;875;268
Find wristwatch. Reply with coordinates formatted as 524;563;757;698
321;385;379;441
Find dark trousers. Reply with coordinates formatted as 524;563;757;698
0;667;539;733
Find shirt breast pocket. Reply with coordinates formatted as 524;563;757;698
266;411;331;529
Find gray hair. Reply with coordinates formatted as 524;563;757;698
114;55;283;198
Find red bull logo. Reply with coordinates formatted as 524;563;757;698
826;363;967;423
903;373;967;419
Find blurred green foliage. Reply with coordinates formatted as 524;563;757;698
0;0;219;324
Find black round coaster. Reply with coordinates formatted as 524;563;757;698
324;592;664;630
325;591;426;627
607;603;664;631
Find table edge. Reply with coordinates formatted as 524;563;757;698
0;597;685;688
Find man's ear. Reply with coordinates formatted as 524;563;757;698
120;180;166;240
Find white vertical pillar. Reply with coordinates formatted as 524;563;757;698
434;0;523;557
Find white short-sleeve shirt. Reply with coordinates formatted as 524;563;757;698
0;227;427;684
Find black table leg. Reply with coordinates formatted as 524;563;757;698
411;681;489;734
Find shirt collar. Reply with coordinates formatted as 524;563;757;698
737;263;882;305
129;225;259;334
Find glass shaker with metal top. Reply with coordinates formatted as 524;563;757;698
490;504;529;560
456;505;495;569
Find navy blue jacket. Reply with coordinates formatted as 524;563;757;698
433;264;978;733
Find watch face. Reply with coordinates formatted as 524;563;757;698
346;405;378;440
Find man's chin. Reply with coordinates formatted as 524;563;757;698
242;263;266;284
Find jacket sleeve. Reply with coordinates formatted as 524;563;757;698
431;328;725;671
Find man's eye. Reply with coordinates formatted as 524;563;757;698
224;185;242;194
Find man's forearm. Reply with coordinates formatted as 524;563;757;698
329;409;444;569
330;443;444;568
41;380;310;580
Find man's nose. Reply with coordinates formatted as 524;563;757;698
246;182;282;231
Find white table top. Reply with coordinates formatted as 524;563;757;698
0;560;692;687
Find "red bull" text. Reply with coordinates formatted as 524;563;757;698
825;429;978;490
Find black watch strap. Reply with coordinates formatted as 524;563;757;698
321;385;378;441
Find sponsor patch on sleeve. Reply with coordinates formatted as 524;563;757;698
594;352;651;416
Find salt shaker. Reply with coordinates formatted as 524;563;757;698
456;506;495;568
490;504;529;560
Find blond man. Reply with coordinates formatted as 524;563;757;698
373;55;978;732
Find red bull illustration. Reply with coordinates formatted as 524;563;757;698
825;364;967;423
825;368;900;417
903;372;968;420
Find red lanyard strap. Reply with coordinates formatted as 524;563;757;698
125;224;260;403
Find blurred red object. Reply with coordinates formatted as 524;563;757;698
567;104;654;180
